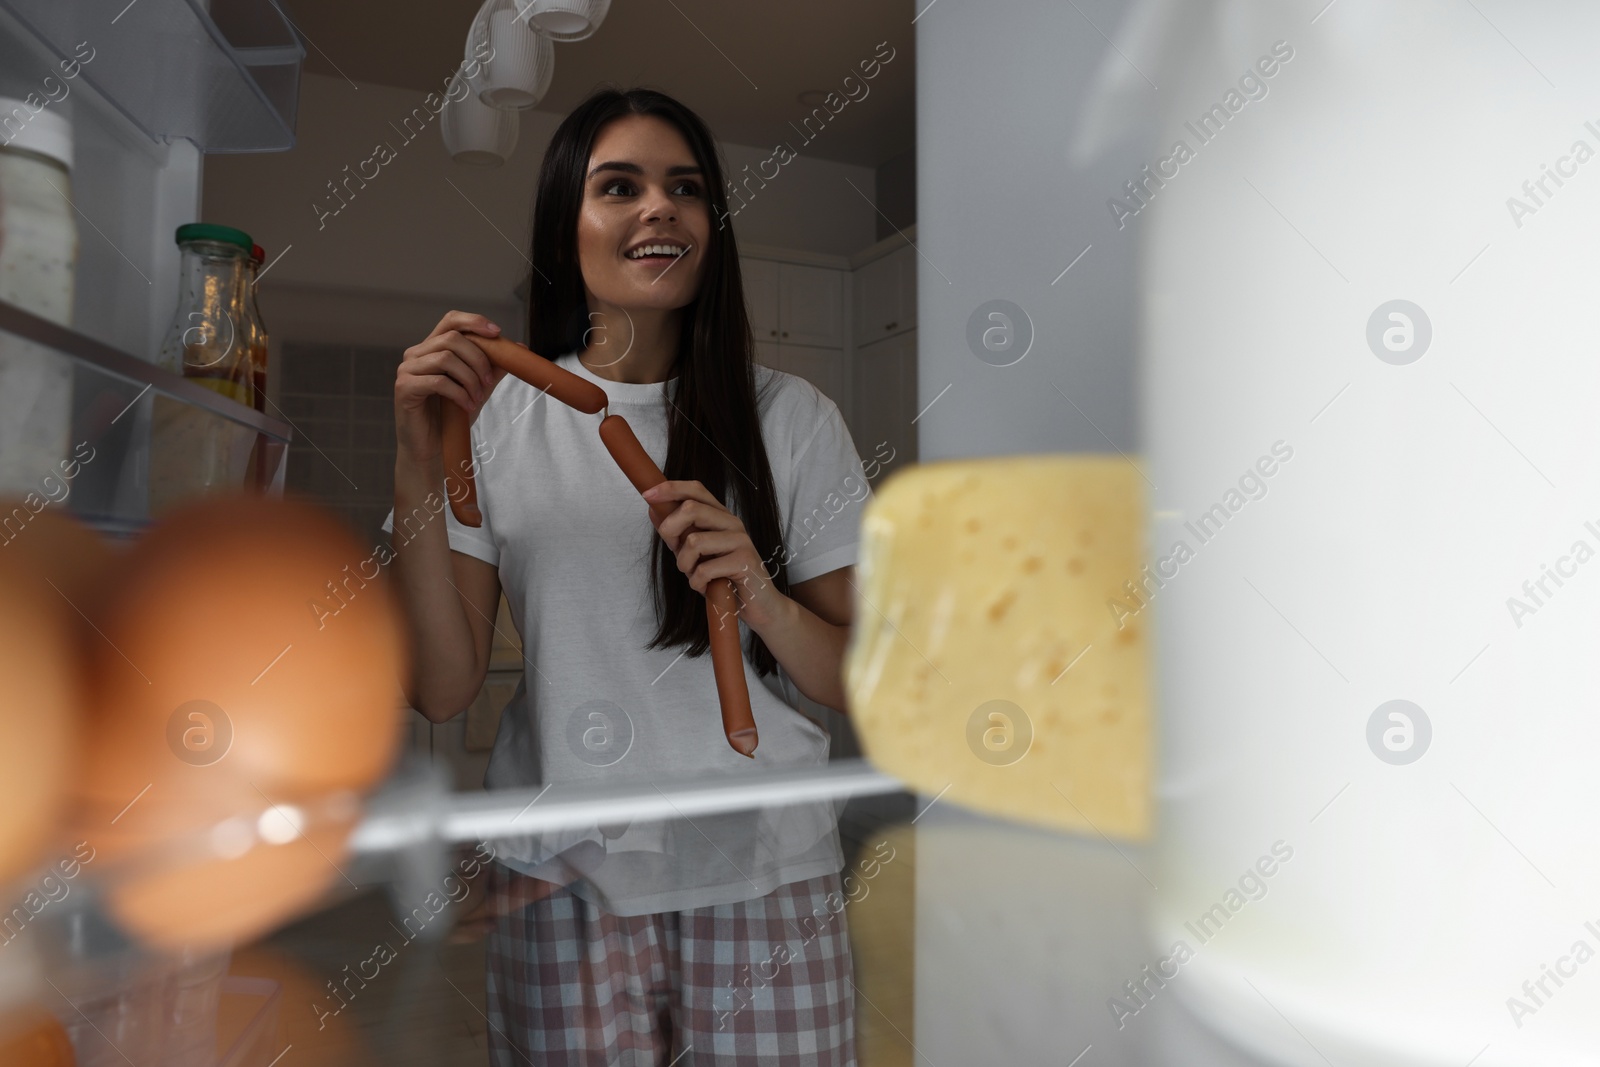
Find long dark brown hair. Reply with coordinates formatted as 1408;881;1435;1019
525;86;789;676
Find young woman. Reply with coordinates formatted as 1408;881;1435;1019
387;88;868;1065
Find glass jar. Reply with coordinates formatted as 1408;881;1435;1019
157;223;255;407
244;243;269;413
150;223;257;514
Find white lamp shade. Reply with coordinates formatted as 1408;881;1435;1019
475;6;555;111
440;72;519;166
465;0;494;92
521;0;610;42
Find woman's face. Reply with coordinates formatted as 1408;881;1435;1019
577;114;711;318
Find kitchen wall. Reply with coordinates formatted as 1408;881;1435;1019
875;145;916;240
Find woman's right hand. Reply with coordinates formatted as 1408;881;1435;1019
394;311;508;466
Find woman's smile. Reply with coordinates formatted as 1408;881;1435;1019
622;242;692;268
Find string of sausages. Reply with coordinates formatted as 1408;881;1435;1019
441;335;758;757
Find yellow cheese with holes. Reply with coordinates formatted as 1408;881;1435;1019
844;455;1151;840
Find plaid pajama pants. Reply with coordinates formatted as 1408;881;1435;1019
484;863;856;1066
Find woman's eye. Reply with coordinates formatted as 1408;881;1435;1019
599;179;702;197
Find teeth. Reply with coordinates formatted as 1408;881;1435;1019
626;244;685;259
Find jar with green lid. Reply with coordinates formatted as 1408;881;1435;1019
149;223;258;514
156;223;255;407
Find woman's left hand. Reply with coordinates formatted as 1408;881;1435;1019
643;480;788;631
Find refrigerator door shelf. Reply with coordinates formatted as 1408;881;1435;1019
0;297;292;536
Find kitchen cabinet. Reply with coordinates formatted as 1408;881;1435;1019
742;256;782;343
743;256;844;348
781;343;847;407
852;239;917;346
747;231;919;485
850;327;918;475
778;263;845;347
755;340;847;415
745;251;849;421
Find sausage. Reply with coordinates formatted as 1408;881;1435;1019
440;334;609;528
598;414;675;526
706;578;758;757
598;414;759;757
473;335;608;414
426;336;756;756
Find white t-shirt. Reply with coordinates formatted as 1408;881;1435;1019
383;351;872;915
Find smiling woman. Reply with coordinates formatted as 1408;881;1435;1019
383;87;870;1066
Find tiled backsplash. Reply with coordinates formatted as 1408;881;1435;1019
276;341;399;542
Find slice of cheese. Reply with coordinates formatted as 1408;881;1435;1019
844;455;1151;841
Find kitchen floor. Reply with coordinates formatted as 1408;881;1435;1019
230;811;916;1067
231;888;492;1067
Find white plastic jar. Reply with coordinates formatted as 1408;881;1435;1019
1138;2;1600;1064
0;96;77;497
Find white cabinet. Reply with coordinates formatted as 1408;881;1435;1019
744;230;918;455
782;345;845;406
852;242;916;346
743;258;844;348
778;263;844;347
852;253;896;346
742;257;782;342
850;328;918;473
756;341;846;415
746;254;847;416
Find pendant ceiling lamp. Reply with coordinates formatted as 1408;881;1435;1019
467;0;556;110
440;70;519;166
517;0;612;43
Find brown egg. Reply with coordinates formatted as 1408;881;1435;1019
108;826;356;953
0;1002;75;1067
77;493;406;949
0;496;118;611
78;726;362;952
85;492;406;796
0;549;78;886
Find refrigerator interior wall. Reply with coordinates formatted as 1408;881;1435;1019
0;5;202;361
70;110;201;362
0;0;301;152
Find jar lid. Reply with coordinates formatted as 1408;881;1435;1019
175;223;253;253
0;97;73;171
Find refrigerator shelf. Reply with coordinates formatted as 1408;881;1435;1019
0;297;292;536
0;0;303;153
